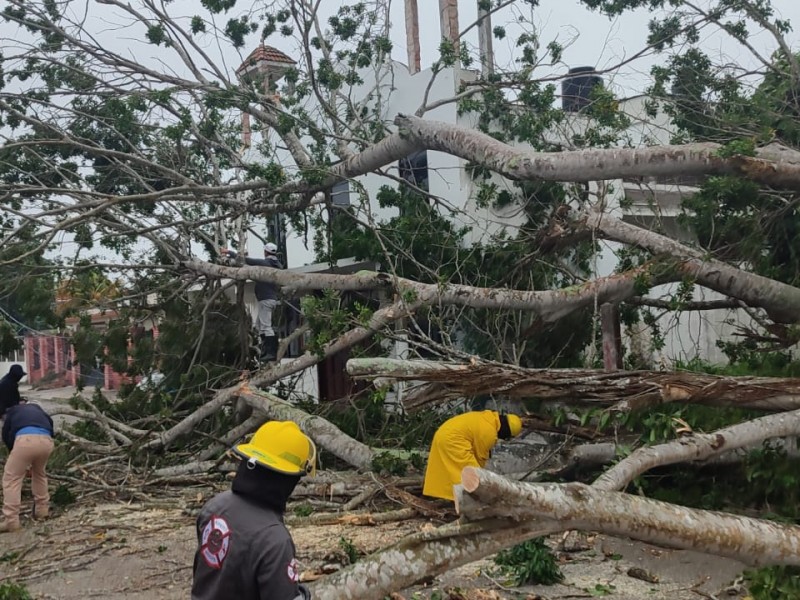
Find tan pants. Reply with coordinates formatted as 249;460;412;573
3;434;54;525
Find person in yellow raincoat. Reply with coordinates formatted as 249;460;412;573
422;410;523;501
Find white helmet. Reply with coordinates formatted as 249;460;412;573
264;242;278;254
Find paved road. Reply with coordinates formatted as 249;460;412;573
19;384;119;429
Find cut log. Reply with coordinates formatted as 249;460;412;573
459;467;800;567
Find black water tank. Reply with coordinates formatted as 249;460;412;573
561;66;603;112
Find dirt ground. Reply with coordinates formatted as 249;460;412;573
0;485;750;600
0;385;752;599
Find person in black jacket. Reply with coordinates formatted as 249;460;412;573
220;243;284;361
1;402;55;532
0;364;26;418
191;421;314;600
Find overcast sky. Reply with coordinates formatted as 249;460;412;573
5;0;800;266
18;0;790;102
385;0;800;96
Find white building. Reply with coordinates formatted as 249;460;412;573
227;1;760;403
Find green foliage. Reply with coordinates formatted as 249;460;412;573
745;566;800;600
678;353;800;378
0;318;20;356
646;39;800;304
0;582;32;600
370;450;424;476
51;484;76;507
494;538;563;586
586;583;616;596
113;288;245;418
292;503;314;518
715;138;757;158
338;536;359;564
0;242;58;332
300;288;355;356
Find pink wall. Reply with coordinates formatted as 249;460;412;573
23;334;137;390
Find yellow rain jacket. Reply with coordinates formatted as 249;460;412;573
422;410;500;501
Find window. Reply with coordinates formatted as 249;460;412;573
329;180;351;207
398;151;429;191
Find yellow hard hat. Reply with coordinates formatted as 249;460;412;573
508;414;522;437
234;421;317;476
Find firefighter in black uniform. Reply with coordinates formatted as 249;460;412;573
191;421;316;600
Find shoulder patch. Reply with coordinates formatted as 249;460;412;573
287;558;300;582
200;515;231;570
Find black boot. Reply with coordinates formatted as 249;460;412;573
260;335;278;362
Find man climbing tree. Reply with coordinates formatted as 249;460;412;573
220;244;284;362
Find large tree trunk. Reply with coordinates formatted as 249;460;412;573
394;114;800;190
237;388;376;470
458;467;800;566
185;259;671;324
595;408;800;490
308;518;563;600
588;207;800;324
345;358;800;411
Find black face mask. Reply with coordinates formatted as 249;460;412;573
497;414;512;440
231;459;301;514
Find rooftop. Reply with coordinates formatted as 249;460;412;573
236;44;297;76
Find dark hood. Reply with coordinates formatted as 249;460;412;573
498;413;511;440
8;365;25;382
231;459;301;514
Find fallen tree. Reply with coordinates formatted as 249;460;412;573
346;357;800;411
457;468;800;566
7;1;800;597
308;383;800;599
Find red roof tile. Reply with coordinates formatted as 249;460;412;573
237;44;296;74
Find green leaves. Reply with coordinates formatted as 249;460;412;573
494;538;564;586
224;16;257;48
0;318;20;357
200;0;237;14
146;24;168;46
190;16;206;34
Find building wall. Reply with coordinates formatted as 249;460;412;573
236;63;767;375
0;342;27;381
23;335;73;389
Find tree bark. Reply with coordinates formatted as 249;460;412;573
185;259;669;324
237;388;376;470
346;358;800;411
593;408;800;491
395;114;800;190
588;207;800;323
459;467;800;566
308;518;562;600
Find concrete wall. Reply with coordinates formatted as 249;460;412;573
0;342;27;381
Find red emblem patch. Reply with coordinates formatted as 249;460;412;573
200;515;231;569
287;558;300;582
